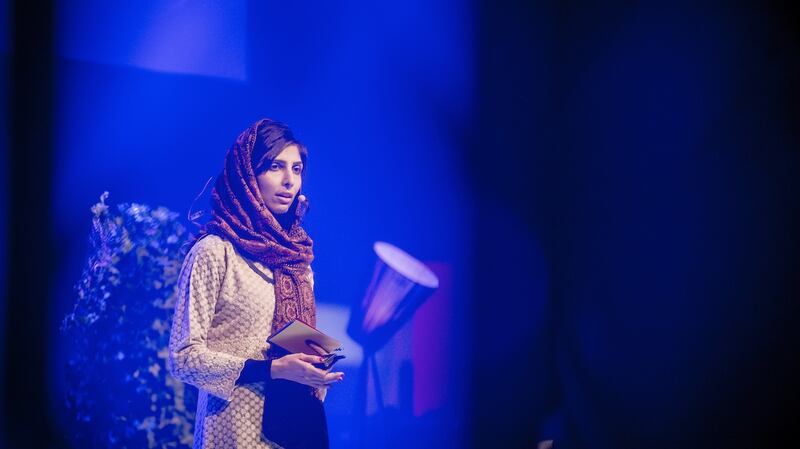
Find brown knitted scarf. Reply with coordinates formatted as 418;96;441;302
201;119;316;335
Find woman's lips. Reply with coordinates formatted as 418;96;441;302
275;194;293;204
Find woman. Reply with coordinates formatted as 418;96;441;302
168;118;344;449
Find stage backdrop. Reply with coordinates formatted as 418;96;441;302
0;0;9;441
49;2;474;448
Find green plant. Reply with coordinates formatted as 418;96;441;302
61;192;197;448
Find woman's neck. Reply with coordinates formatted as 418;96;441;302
275;213;294;232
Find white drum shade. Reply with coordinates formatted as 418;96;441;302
374;242;439;289
347;241;440;350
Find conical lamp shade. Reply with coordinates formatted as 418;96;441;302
347;242;439;351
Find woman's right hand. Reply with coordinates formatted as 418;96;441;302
270;353;344;388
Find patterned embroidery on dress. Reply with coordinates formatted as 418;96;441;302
169;234;303;448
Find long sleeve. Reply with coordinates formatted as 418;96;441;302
168;239;247;401
236;359;272;384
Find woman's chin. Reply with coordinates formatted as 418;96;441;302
268;205;291;216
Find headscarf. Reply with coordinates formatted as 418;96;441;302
200;118;316;334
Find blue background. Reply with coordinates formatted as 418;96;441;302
2;1;799;449
48;1;473;448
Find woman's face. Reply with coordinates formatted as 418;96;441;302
256;144;303;215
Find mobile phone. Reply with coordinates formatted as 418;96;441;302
312;353;346;370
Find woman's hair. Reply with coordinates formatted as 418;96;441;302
251;119;309;177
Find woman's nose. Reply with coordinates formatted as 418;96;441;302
282;169;296;187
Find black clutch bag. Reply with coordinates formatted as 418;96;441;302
261;378;329;448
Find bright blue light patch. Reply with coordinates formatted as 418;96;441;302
57;0;247;80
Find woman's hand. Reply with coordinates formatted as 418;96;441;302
270;353;344;388
315;387;328;402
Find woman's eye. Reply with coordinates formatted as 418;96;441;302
269;163;280;171
293;166;302;174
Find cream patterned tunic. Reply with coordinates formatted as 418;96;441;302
168;234;313;449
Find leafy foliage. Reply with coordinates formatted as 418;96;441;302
62;192;198;448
